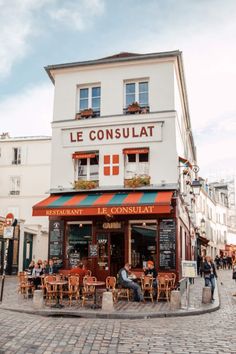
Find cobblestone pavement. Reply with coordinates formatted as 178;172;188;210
0;269;235;354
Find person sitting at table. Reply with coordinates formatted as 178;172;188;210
26;260;35;275
32;263;42;289
46;259;58;275
144;260;158;300
40;261;47;275
118;263;144;302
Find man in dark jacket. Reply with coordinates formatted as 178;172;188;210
118;263;144;302
202;256;217;301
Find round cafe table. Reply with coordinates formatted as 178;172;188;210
48;280;68;308
86;281;105;309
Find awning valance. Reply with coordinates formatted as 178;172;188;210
179;156;193;169
72;153;96;159
33;191;173;217
198;235;209;246
123;148;149;155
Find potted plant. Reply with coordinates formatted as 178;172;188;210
124;175;150;188
127;102;141;113
76;108;94;119
73;180;98;190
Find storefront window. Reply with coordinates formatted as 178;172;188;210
97;234;108;270
66;224;92;268
131;223;157;269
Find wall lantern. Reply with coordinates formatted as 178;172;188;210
191;165;202;195
200;217;205;231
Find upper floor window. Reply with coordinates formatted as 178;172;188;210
9;176;20;195
123;148;149;179
73;152;99;181
12;147;21;165
125;81;149;108
78;86;101;117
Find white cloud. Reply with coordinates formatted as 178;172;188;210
0;0;105;77
48;0;105;30
0;84;53;137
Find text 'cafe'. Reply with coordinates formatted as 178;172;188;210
33;190;179;281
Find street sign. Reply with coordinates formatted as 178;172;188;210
3;226;14;239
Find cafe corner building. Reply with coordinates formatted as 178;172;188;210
33;51;198;281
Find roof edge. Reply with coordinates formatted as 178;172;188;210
45;50;181;84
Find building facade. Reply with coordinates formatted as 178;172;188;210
33;51;198;280
195;179;236;259
0;133;51;272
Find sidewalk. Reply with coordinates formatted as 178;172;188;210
0;275;220;319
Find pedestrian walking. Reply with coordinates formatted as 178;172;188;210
202;256;217;302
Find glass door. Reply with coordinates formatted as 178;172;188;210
96;232;125;280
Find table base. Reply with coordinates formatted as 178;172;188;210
51;303;64;309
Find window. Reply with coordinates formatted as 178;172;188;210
125;81;149;107
77;154;99;181
124;149;149;179
78;86;101;115
66;223;92;268
12;147;21;165
130;222;157;269
10;176;20;195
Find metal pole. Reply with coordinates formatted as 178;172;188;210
186;277;190;310
0;238;9;303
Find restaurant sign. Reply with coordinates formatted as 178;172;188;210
34;204;170;217
62;121;163;147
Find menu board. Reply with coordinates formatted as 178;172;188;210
49;220;64;262
159;219;176;270
89;244;98;257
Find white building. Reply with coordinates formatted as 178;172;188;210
196;179;236;259
33;51;199;280
0;133;51;271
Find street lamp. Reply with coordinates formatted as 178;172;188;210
191;165;202;195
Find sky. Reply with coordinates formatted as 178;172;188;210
1;0;236;181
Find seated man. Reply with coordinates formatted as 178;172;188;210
46;259;58;275
118;263;144;302
144;260;158;299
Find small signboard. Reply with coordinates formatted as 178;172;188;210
89;244;98;257
182;260;197;278
3;226;14;239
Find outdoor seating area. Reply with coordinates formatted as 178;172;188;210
17;270;178;309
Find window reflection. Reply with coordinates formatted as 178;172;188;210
67;224;92;268
131;223;157;269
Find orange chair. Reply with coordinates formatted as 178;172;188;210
157;275;171;301
141;275;154;302
18;272;34;298
105;276;117;303
81;276;97;307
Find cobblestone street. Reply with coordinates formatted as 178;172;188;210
0;270;235;354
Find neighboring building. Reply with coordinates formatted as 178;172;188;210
195;179;236;259
0;133;51;272
33;51;199;280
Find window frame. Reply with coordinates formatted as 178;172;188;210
9;175;21;195
77;84;101;115
76;154;99;181
124;151;149;179
124;79;149;108
12;147;21;165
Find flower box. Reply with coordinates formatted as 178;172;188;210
124;176;150;188
73;180;98;190
127;102;141;113
76;108;94;119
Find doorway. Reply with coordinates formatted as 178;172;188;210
96;231;125;280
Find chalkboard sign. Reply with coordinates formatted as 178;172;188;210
89;244;98;257
159;219;176;270
49;220;64;261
